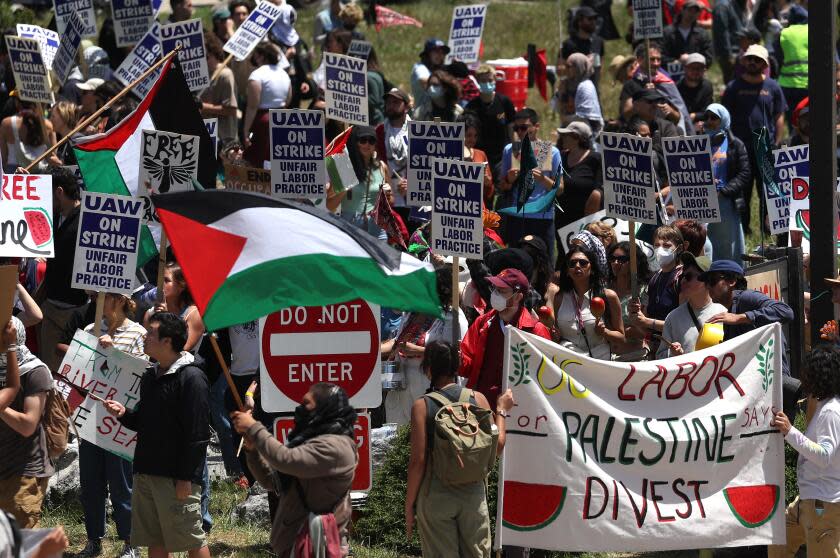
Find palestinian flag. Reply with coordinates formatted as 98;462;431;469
73;57;215;266
152;190;440;331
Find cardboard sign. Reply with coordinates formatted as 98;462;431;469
0;266;19;330
746;268;782;301
53;0;97;37
556;210;658;272
203;118;218;156
5;36;53;105
0;174;54;258
275;413;372;492
112;0;155;47
260;299;381;412
223;0;284;61
325;53;369;126
662;136;720;223
224;163;272;195
56;330;148;460
498;325;785;551
139;130;200;194
431;158;484;258
347;40;372;60
51;11;85;86
447;4;487;64
600;132;656;224
269;110;326;199
407;121;464;207
114;23;163;99
15;25;59;70
72;192;143;294
632;0;663;39
160;19;209;93
769;144;807;235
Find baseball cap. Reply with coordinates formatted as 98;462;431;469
212;6;230;19
680;252;712;273
741;44;769;66
683;0;709;11
384;87;410;104
632;88;666;103
556;121;592;141
735;26;762;42
487;268;530;292
76;77;105;92
353;125;376;140
575;5;597;18
684;52;707;67
420;38;450;56
708;260;745;276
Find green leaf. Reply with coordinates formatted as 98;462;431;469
523;378;531;384
508;376;515;382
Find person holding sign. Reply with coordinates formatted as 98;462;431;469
411;39;449;116
201;33;239;146
243;43;291;168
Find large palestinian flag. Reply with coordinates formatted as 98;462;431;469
73;57;215;266
152;190;441;331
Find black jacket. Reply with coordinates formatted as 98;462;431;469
43;205;88;305
661;24;714;67
120;354;210;484
710;130;752;200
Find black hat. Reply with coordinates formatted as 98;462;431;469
735;26;762;42
575;5;598;19
353;126;376;140
420;38;450;57
632;88;666;103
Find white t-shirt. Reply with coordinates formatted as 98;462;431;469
249;64;291;109
574;79;604;126
383;116;411;207
787;397;840;502
410;62;431;112
657;300;728;359
229;321;259;376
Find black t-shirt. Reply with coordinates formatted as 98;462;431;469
464;93;516;167
556;151;603;228
43;206;88;306
560;34;605;65
677;78;714;116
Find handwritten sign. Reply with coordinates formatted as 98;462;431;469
431;158;484;258
662;136;720;223
15;25;59;70
0;174;54;258
224;163;272;195
325;53;368;126
769;145;807;235
600;132;656;224
114;23;163;99
223;0;283;61
160;19;209;92
51;11;85;86
112;0;155;47
632;0;663;39
53;0;97;37
407;121;464;207
269;110;326;199
447;4;487;64
5;36;53;105
139;130;200;194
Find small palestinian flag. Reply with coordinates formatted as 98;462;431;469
152;190;440;331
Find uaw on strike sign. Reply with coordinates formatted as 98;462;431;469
260;299;381;412
497;325;785;552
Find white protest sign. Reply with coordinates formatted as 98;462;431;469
5;36;53;105
160;19;209;93
203;118;218;156
114;23;163;99
15;25;59;70
431;158;484;259
53;0;97;37
407;121;464;207
51;11;85;86
112;0;156;47
769;144;807;235
556;210;658;272
447;4;487;64
498;325;785;552
223;0;284;61
0;174;54;258
72;192;143;294
139;130;200;194
600;132;657;224
269;110;326;199
347;40;372;60
56;330;148;460
632;0;663;39
662;136;720;223
325;53;369;126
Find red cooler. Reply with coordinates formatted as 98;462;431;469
488;57;529;110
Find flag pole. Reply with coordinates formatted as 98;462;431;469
94;292;106;338
23;46;182;173
210;332;245;411
156;231;168;303
211;53;234;82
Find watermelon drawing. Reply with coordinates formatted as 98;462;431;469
502;481;566;531
23;208;53;247
795;210;810;241
723;484;780;528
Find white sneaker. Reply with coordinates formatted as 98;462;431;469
118;543;139;558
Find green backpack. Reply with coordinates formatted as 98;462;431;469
425;389;498;486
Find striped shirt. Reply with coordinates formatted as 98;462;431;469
85;319;148;359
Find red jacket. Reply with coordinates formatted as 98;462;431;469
460;306;552;389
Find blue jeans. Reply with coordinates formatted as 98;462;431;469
210;375;241;476
201;460;212;533
79;440;133;541
708;195;745;262
341;212;387;241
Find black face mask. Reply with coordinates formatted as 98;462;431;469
293;403;313;429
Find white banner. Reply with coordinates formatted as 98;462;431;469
498;325;785;552
662;135;720;223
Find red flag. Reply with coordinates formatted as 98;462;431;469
526;47;548;101
374;5;423;32
370;187;408;249
325;126;353;157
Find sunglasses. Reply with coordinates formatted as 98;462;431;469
513;125;530;132
357;137;376;145
609;255;629;263
682;271;703;283
567;259;591;269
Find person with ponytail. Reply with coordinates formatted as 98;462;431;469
405;340;514;558
230;383;357;557
0;98;55;173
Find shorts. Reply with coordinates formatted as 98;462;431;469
130;473;206;552
0;475;49;528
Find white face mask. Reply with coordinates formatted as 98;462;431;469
655;246;676;268
490;290;511;312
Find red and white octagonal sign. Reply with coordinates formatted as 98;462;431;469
259;299;381;412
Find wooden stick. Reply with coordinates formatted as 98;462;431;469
23;47;182;173
235;436;245;457
156;231;168;303
629;224;639;299
211;53;234;82
94;292;106;337
451;256;460;347
210;332;244;411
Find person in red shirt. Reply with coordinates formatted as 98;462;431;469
460;268;551;403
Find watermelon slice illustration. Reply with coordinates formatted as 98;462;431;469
795;210;810;241
723;484;780;528
23;208;53;247
502;481;566;531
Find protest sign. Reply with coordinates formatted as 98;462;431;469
325;53;369;126
112;0;155;47
114;23;163;99
497;324;784;552
56;330;148;460
347;40;372;60
51;11;85;86
15;25;59;70
224;163;272;195
746;268;781;301
431;158;484;258
787;175;810;252
269;110;326;199
72;192;143;294
204;118;218;156
223;0;283;61
53;0;97;37
632;0;663;39
557;210;657;271
769;144;807;235
600;132;657;224
260;299;381;412
5;36;53;105
662;136;720;223
447;4;487;64
139;130;200;194
160;19;209;93
407;121;464;207
0;266;18;329
0;174;54;258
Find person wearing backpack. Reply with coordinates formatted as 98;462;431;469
0;317;54;528
405;340;515;558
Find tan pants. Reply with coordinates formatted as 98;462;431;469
416;475;491;558
769;497;840;558
39;300;87;371
0;476;49;528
